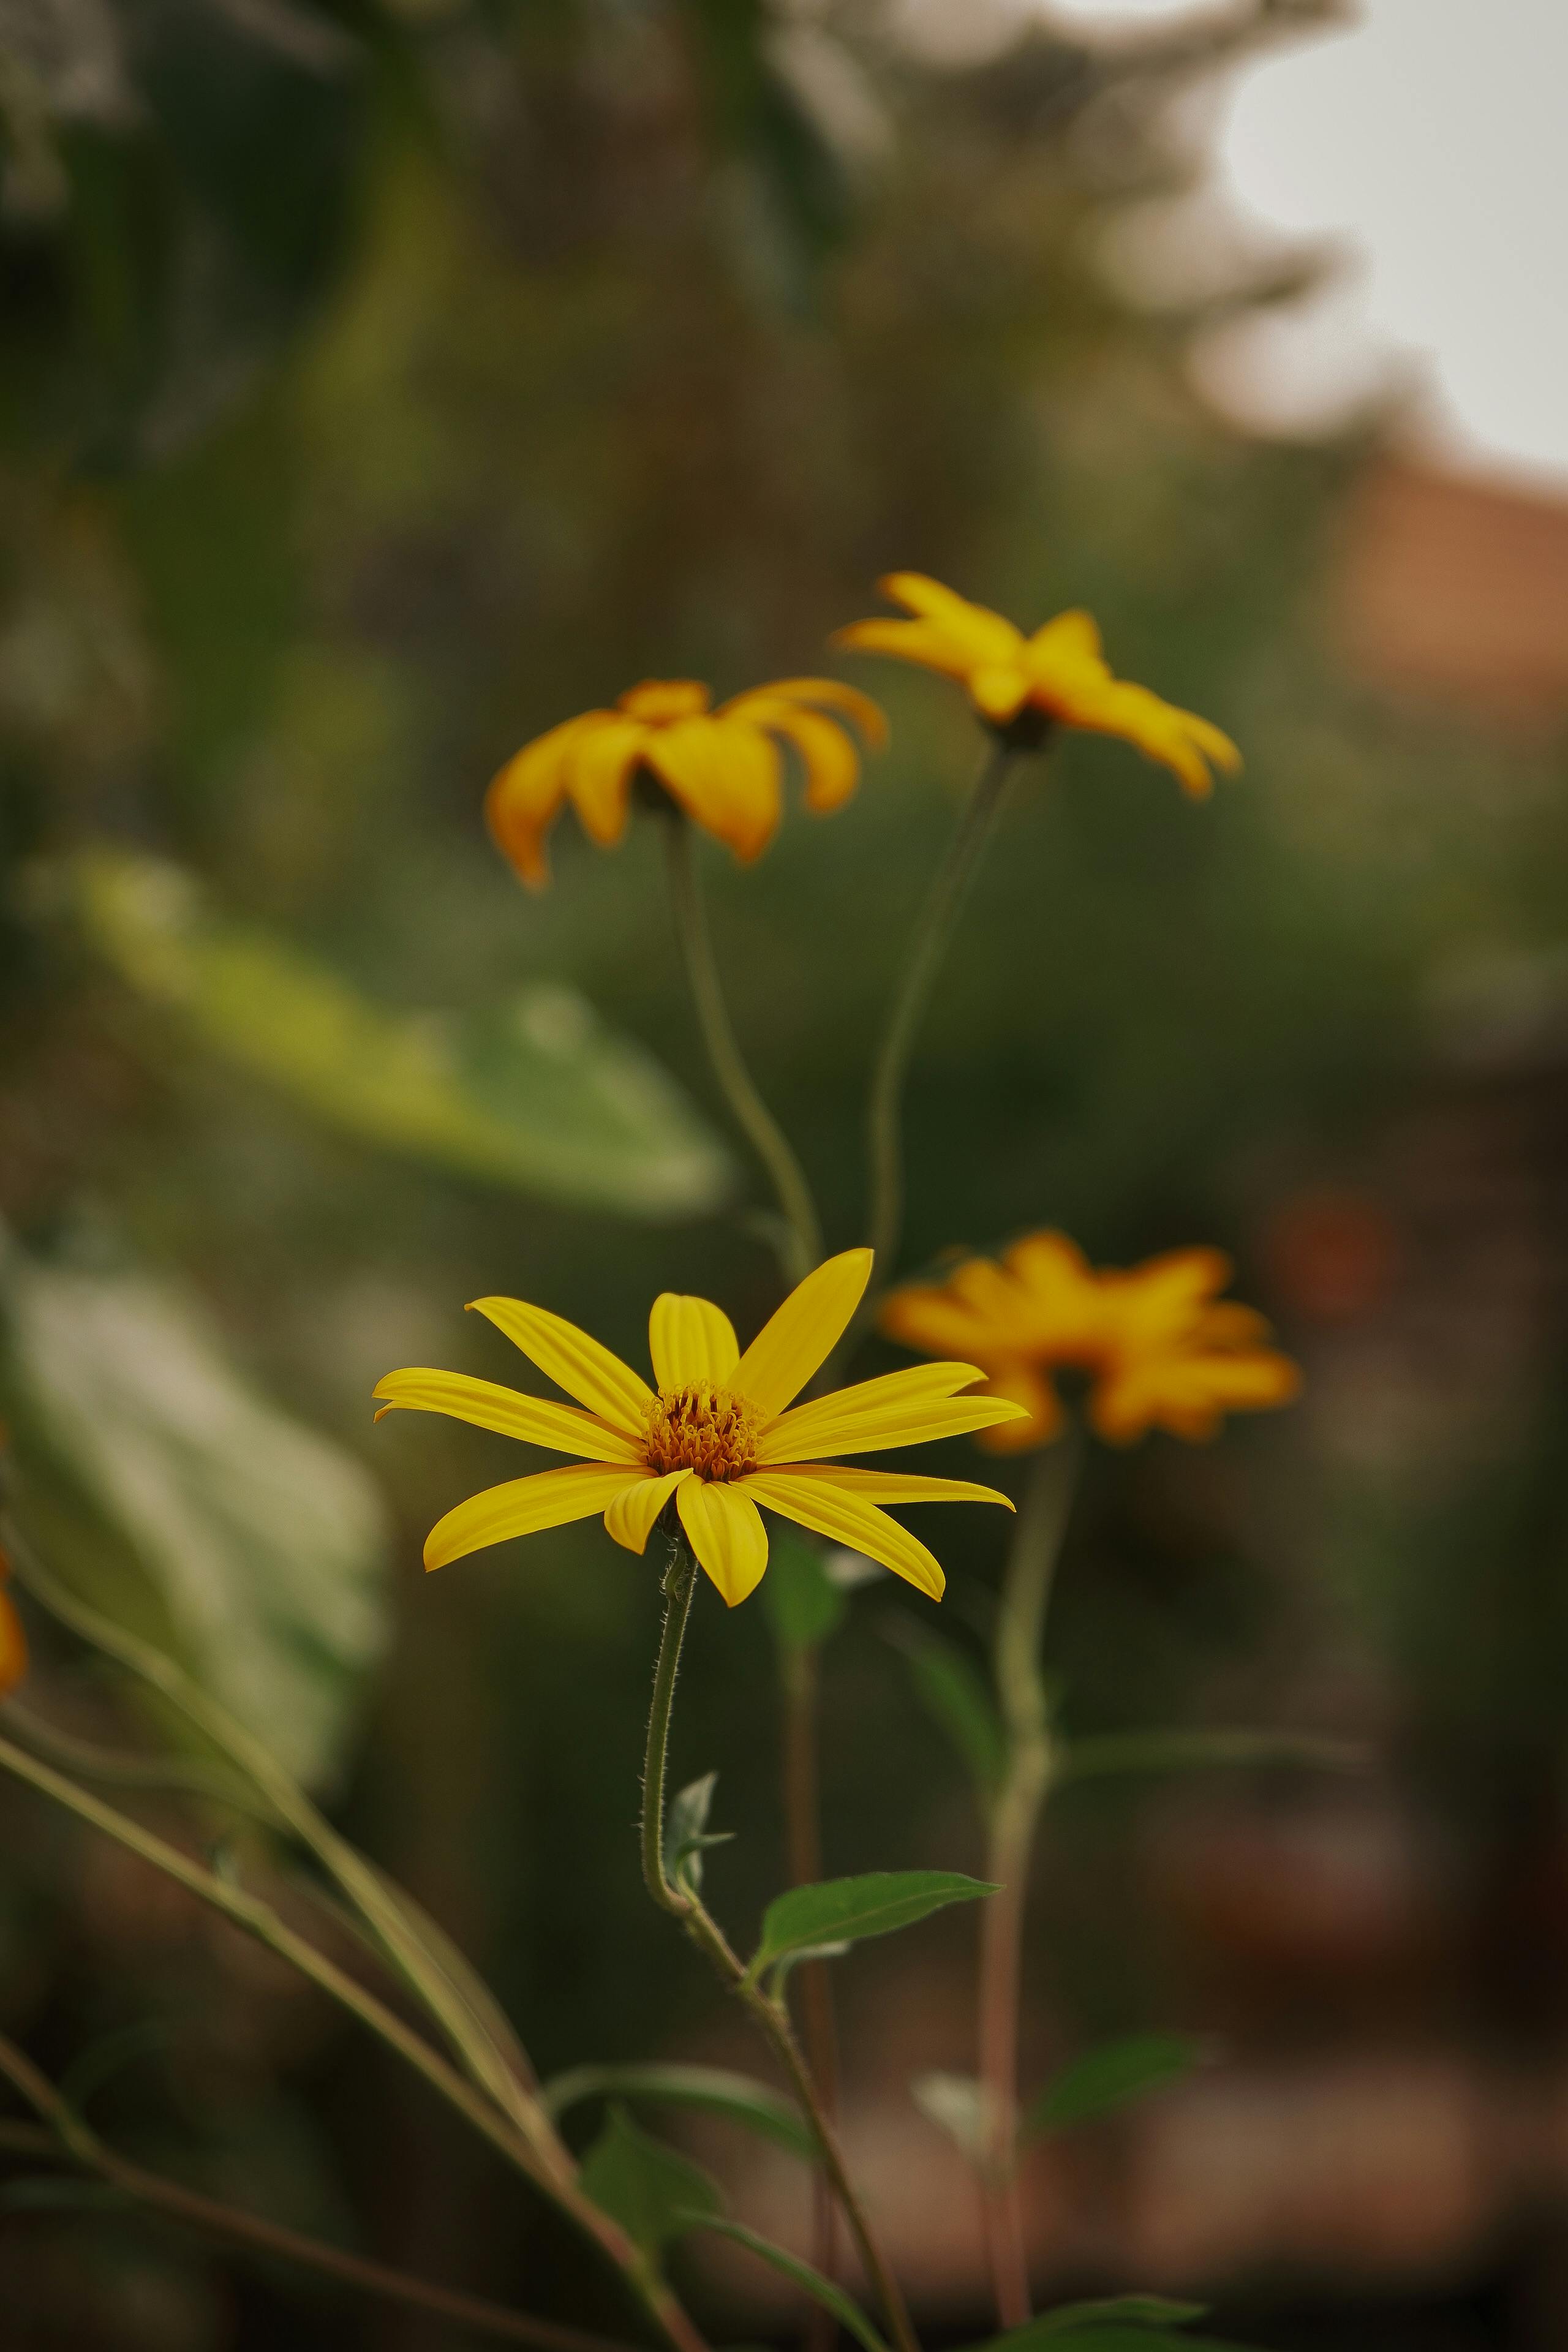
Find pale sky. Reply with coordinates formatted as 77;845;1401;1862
1039;0;1568;489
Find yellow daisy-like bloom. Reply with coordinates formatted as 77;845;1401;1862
882;1232;1299;1453
834;573;1240;796
486;676;888;888
375;1250;1023;1608
0;1553;28;1698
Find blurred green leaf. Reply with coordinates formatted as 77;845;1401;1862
682;2215;891;2352
0;1237;388;1787
578;2104;722;2264
910;2069;994;2163
1025;2034;1211;2135
887;1620;1008;1800
761;1531;846;1654
66;848;733;1218
542;2061;813;2163
663;1771;733;1896
752;1870;997;1976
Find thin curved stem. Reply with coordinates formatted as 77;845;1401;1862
0;2033;633;2352
663;813;823;1284
865;742;1019;1284
976;1435;1080;2331
639;1535;920;2352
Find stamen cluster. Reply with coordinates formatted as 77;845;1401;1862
643;1382;759;1482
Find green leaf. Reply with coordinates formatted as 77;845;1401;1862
578;2105;723;2264
543;2063;814;2163
663;1772;733;1896
682;2216;891;2352
910;2070;995;2163
1026;2034;1212;2135
886;1621;1008;1798
761;1531;846;1653
67;848;732;1219
752;1870;998;1976
0;1238;389;1788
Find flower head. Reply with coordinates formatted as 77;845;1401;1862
0;1552;27;1698
486;676;887;888
834;573;1239;795
375;1250;1023;1607
883;1231;1298;1452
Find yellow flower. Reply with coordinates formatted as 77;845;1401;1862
882;1232;1298;1452
486;676;888;888
375;1250;1023;1607
0;1552;27;1698
833;573;1240;795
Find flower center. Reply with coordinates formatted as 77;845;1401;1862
643;1382;758;1481
617;679;711;726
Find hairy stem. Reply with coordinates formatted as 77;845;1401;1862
640;1537;919;2352
864;741;1017;1284
977;1436;1080;2331
663;812;822;1284
0;2034;633;2352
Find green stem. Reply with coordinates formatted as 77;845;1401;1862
976;1435;1080;2332
781;1642;841;2352
663;812;823;1284
0;2034;635;2352
639;1536;921;2352
865;741;1018;1284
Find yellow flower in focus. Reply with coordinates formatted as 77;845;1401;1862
486;676;888;888
375;1250;1023;1607
834;573;1240;796
0;1551;28;1698
883;1232;1299;1452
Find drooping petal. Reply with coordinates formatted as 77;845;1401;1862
676;1478;769;1608
733;1248;873;1419
649;1294;741;1390
467;1298;654;1433
743;1471;944;1600
373;1368;644;1463
605;1468;690;1555
645;719;782;864
874;573;1025;665
424;1463;642;1571
756;1360;989;1460
745;677;889;748
484;713;602;890
735;699;862;814
564;718;649;846
766;1463;1014;1509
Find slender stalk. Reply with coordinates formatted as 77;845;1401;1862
781;1643;840;2352
864;742;1018;1283
976;1436;1080;2331
0;2034;634;2352
0;1727;709;2352
640;1536;920;2352
663;812;823;1284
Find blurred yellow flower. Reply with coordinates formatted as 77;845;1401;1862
0;1553;28;1698
376;1250;1021;1608
882;1231;1298;1452
834;573;1240;796
486;676;887;888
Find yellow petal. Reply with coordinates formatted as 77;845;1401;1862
756;1360;989;1461
969;666;1032;723
733;1248;873;1419
1027;609;1104;669
373;1369;644;1463
741;676;889;749
676;1477;769;1608
648;1294;741;1390
766;1463;1014;1509
424;1463;641;1570
831;617;982;682
970;1361;1063;1455
645;719;782;864
875;573;1025;665
467;1297;654;1434
742;1471;944;1600
0;1586;27;1697
756;1389;1028;1463
735;701;862;814
605;1468;690;1554
484;713;600;890
563;718;648;846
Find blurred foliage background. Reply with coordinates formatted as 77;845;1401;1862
4;0;1568;2345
